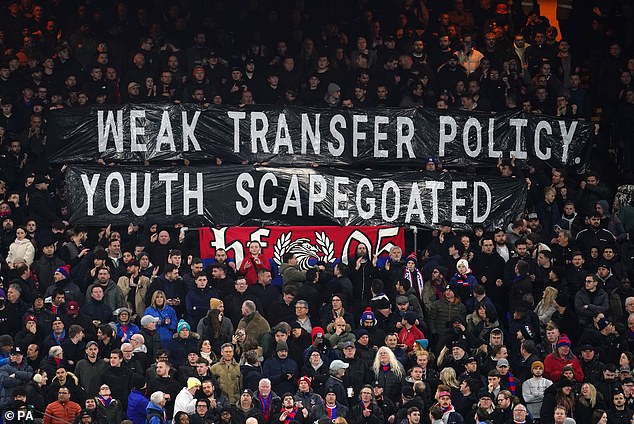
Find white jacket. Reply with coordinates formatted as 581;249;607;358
6;238;35;266
173;387;196;416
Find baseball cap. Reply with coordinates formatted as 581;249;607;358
497;359;509;368
329;360;349;371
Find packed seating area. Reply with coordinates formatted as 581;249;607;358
0;1;634;424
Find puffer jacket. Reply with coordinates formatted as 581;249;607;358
127;389;149;424
429;297;467;336
43;400;82;424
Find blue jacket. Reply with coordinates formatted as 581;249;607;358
116;322;140;342
144;306;178;347
128;388;149;424
145;402;165;424
0;360;34;408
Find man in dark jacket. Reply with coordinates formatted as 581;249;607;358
574;274;610;326
27;175;57;227
224;277;262;328
508;260;532;313
472;237;506;317
576;215;617;256
262;342;298;396
147;359;181;419
98;349;132;410
324;360;349;407
341;341;371;403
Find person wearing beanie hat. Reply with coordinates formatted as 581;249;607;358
324;82;342;107
543;333;584;383
55;265;70;280
449;258;477;303
263;338;299;396
295;375;324;416
404;253;425;302
209;298;223;310
359;308;376;327
522;359;552;420
167;319;199;368
173;377;201;415
44;264;82;306
428;283;467;340
177;319;190;333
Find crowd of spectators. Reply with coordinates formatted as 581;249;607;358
0;1;634;424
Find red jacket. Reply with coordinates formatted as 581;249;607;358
397;325;424;352
239;254;272;285
543;352;584;383
43;400;81;424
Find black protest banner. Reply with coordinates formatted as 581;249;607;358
64;165;527;229
48;104;592;172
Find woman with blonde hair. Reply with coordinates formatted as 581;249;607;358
439;367;460;394
575;383;606;424
372;346;405;402
535;286;559;327
144;290;178;347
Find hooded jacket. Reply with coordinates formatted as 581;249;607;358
6;237;35;266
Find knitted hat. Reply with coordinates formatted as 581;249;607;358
177;319;191;333
187;378;201;390
298;376;312;388
456;259;469;271
210;298;223;310
403;311;417;326
557;334;571;348
311;327;325;344
55;265;70;279
597;318;611;331
354;328;369;338
276;341;289;352
531;361;544;371
23;314;37;325
406;253;417;265
360;308;376;325
66;301;79;316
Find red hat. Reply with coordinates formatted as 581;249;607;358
557;334;571;348
311;327;325;343
298;376;312;388
66;301;79;315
